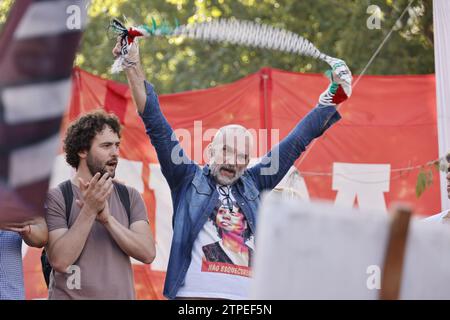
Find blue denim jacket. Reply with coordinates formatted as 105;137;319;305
139;81;341;299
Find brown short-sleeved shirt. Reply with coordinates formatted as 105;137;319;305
45;182;149;300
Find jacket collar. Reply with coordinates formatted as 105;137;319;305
202;164;211;176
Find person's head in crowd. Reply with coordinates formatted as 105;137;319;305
207;125;253;186
64;110;121;178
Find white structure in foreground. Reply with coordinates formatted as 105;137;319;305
251;193;450;299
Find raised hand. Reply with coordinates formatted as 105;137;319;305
324;56;352;97
112;36;123;58
112;36;141;72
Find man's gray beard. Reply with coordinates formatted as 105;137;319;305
210;163;244;186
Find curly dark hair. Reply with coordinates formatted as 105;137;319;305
63;110;121;169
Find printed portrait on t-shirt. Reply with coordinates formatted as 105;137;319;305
201;186;255;277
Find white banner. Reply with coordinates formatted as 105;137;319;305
434;0;450;211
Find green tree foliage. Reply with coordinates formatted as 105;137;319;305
0;0;14;25
81;0;434;93
0;0;435;94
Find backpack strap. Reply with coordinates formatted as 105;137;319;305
43;180;73;288
58;180;73;226
113;181;131;224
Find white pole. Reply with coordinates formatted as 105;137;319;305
433;0;450;212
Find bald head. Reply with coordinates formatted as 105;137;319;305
211;124;253;150
208;124;253;185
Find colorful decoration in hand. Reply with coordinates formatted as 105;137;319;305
109;18;352;97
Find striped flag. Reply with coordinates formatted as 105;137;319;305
0;0;88;223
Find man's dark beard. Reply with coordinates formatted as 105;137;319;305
86;153;114;178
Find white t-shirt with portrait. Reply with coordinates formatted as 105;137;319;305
176;185;255;299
